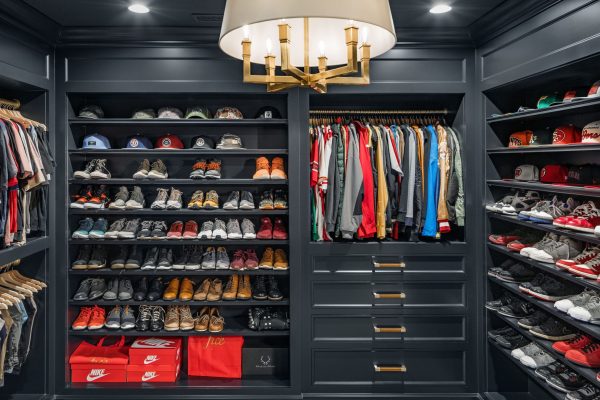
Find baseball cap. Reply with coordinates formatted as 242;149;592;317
215;107;244;119
82;133;111;149
78;105;104;119
572;80;600;101
157;107;183;119
185;107;212;119
549;90;579;106
191;136;215;149
567;165;594;185
582;120;600;144
255;106;282;119
155;134;184;149
514;165;539;181
132;109;156;119
216;133;244;149
537;94;561;109
540;165;569;183
508;131;532;147
552;125;582;145
126;135;153;149
529;130;553;145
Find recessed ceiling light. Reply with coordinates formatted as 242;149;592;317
128;3;150;13
430;4;452;14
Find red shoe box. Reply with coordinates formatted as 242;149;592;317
71;365;127;383
127;363;181;383
128;337;182;366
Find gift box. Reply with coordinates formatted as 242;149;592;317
127;363;181;383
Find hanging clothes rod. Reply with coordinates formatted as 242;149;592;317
309;109;448;115
0;98;21;109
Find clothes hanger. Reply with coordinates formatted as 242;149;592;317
0;276;33;296
2;271;39;292
0;287;24;302
9;270;46;288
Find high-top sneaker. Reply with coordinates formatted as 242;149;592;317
556;244;600;269
151;188;169;209
166;188;183;210
530;197;579;224
108;186;129;210
554;201;597;228
530;236;583;264
133;159;151;179
147;159;168;179
90;159;111;179
73;159;97;179
85;185;109;209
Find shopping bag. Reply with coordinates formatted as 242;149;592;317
188;336;244;378
69;336;129;365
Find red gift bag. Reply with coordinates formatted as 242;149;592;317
69;336;129;365
188;336;244;378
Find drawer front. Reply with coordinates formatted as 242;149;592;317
312;255;464;274
312;281;465;308
312;314;466;343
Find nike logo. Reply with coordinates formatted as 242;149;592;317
141;372;158;381
86;369;109;382
143;356;159;365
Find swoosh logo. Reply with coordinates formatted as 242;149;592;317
86;371;109;382
144;357;159;365
141;373;158;382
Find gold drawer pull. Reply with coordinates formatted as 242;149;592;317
373;261;405;269
373;325;406;333
374;364;406;373
373;292;406;299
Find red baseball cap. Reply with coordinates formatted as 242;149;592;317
540;164;569;183
155;134;184;149
552;125;582;145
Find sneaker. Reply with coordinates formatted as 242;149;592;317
239;191;255;209
518;197;552;220
125;246;143;269
270;157;287;179
501;191;540;215
253;276;267;300
151;220;168;239
90;159;111;179
557;244;600;270
488;326;516;340
164;306;180;331
70;185;93;208
135;305;152;331
166;187;183;210
570;255;600;279
202;190;219;209
530;236;583;264
245;249;259;270
118;279;133;300
104;218;125;239
273;218;288;240
151;188;169;209
72;307;93;330
492;263;535;283
267;275;283;300
72;218;94;239
520;233;558;257
133;277;148;301
209;308;224;333
198;220;214;239
150;306;165;332
147;278;164;301
147;159;168;179
194;307;210;332
110;246;128;269
120;305;136;330
519;273;548;295
133;159;151;179
554;201;598;228
553;334;593;355
534;361;569;381
118;218;140;239
201;247;216;269
105;306;122;329
190;159;207;179
530;318;576;341
187;190;204;209
506;233;542;252
259;190;274;210
487;193;515;213
530;197;579;224
182;220;198;239
136;220;153;240
565;204;600;233
520;349;555;368
230;250;246;271
497;300;534;318
186;246;203;270
227;219;243;239
257;217;273;239
179;306;195;331
529;276;580;302
85;185;109;209
216;247;230;269
167;220;184;239
108;186;129;210
212;219;227;239
172;247;189;270
569;296;600;324
517;310;549;329
87;306;106;330
274;190;288;209
495;333;530;350
259;247;274;269
103;278;119;300
74;160;97;179
566;384;600;400
223;191;239;210
546;371;587;393
486;294;515;311
273;249;289;270
511;342;540;360
204;159;222;179
142;247;159;270
565;343;600;368
555;289;598;313
125;186;145;209
88;246;108;269
253;157;270;180
241;218;256;239
157;248;173;270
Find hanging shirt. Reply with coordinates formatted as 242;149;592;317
422;125;439;237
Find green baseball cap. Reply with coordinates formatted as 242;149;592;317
185;106;212;119
537;94;561;109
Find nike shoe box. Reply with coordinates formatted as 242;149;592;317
242;344;289;377
71;365;127;383
127;363;181;383
128;337;182;366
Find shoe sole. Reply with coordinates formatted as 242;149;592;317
273;266;289;270
70;203;85;209
223;205;238;210
125;205;144;210
268;296;283;301
545;379;571;393
117;233;136;239
88;324;104;330
147;172;168;179
133;172;149;179
84;204;104;209
73;173;91;179
90;173;110;179
566;266;599;279
516;321;536;329
564;225;596;233
108;205;126;210
495;309;521;318
528;291;571;302
71;233;90;239
529;331;576;341
88;233;106;239
243;234;256;239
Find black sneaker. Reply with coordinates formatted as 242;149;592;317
566;384;600;400
136;305;152;331
535;361;569;381
519;273;548;295
495;333;530;350
103;277;119;300
72;245;92;269
252;276;268;300
118;278;134;301
118;218;140;239
547;371;587;393
125;246;143;269
487;326;515;340
267;276;283;301
133;277;148;301
485;294;515;311
73;278;93;301
172;246;189;270
239;191;255;210
186;245;203;270
150;306;165;331
151;221;168;240
529;277;581;302
495;263;536;283
137;220;154;240
157;248;173;270
497;300;534;318
147;278;164;301
88;246;107;269
142;247;159;270
518;310;550;329
110;246;129;269
88;278;107;300
530;318;576;341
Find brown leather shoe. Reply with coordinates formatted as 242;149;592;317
236;275;252;300
164;305;180;331
222;274;239;301
178;277;195;301
162;278;180;301
273;249;289;270
193;278;211;301
209;307;224;333
207;278;223;301
259;247;274;269
179;305;194;330
194;306;210;332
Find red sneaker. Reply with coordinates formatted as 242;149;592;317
257;217;273;239
566;343;600;367
556;244;600;269
230;249;246;270
244;249;259;270
71;307;92;330
565;213;600;233
273;218;288;240
70;185;93;209
182;220;198;239
506;239;534;252
553;201;598;228
85;185;109;209
87;306;106;330
569;255;600;279
488;233;522;246
553;334;592;355
167;220;184;239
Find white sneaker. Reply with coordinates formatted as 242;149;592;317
198;221;214;239
511;343;540;360
212;219;227;239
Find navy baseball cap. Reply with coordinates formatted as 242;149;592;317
82;133;111;149
126;135;153;149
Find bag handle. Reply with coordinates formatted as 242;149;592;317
96;336;125;347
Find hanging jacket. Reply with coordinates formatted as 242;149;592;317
436;124;451;233
334;124;346;237
356;122;377;238
374;127;388;239
422;125;439;237
340;124;364;239
325;126;339;233
447;127;465;226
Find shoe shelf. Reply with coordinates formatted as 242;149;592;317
490;309;600;389
488;243;600;292
487;180;600;198
488;275;600;339
487;143;600;155
67;376;291;389
69;149;289;156
69;179;288;186
69;299;289;306
486;97;600;125
487;212;600;246
69;209;288;216
69;239;289;246
487;338;564;400
68;269;289;276
0;236;49;266
69;118;289;127
68;328;289;337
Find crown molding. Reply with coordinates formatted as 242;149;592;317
0;0;60;47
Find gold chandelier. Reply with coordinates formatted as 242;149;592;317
219;0;396;94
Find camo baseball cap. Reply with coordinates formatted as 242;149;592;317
216;133;244;149
132;109;156;119
185;106;212;119
215;107;244;119
157;107;183;119
78;105;104;119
